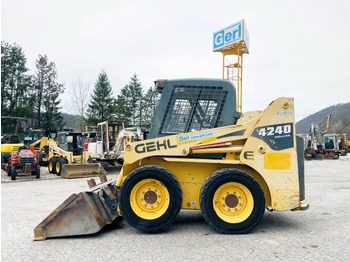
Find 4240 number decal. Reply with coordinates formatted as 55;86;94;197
257;124;291;137
252;123;294;150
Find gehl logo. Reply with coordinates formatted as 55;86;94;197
135;139;177;154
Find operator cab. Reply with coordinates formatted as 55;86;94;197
147;79;241;139
57;132;86;156
96;120;124;153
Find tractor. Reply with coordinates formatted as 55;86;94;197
8;146;40;180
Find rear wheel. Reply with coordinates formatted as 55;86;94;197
7;165;11;176
35;165;40;179
119;165;182;233
11;168;17;180
48;158;57;174
200;168;265;234
55;158;67;176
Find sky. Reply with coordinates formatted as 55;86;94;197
2;0;350;121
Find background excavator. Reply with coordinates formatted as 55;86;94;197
34;79;308;240
87;120;143;167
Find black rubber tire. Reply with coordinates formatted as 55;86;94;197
35;165;40;179
119;165;182;233
200;168;265;234
48;158;57;174
38;154;43;165
55;158;67;176
11;168;17;180
7;165;12;176
101;162;108;171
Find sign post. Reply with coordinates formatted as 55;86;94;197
213;20;249;113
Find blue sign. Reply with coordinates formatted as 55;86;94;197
213;20;243;51
178;130;214;143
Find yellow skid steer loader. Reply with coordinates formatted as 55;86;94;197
47;132;106;178
34;79;308;240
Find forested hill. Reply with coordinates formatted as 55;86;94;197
296;102;350;135
62;113;81;131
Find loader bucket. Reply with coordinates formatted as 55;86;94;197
34;178;120;240
60;163;107;179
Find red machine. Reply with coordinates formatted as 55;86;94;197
8;146;41;180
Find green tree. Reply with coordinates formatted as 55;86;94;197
142;86;160;128
87;71;115;124
114;86;132;126
1;41;33;134
1;41;27;116
114;74;143;127
34;55;65;130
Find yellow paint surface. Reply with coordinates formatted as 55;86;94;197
264;153;291;170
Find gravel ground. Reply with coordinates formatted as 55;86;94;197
1;165;60;183
1;164;121;183
2;156;350;261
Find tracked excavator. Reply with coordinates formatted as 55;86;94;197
87;120;144;167
34;79;308;240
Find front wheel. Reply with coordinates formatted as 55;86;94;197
119;165;182;233
11;168;17;180
48;158;57;174
200;168;265;234
7;165;11;176
35;165;40;179
55;158;67;176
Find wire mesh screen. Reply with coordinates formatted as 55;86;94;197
160;85;227;135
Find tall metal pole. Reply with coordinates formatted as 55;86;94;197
222;54;225;79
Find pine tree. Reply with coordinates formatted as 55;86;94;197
1;42;30;115
87;71;115;124
114;74;143;127
142;86;160;128
34;55;65;130
1;41;33;134
114;86;132;126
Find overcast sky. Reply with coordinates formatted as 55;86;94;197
2;0;350;121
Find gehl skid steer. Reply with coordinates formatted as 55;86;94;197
34;79;308;240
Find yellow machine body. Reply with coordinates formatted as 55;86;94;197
1;142;23;154
30;136;51;163
118;97;304;212
44;137;105;178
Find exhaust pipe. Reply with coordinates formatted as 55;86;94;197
34;175;120;240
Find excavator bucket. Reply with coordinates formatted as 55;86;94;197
34;176;120;240
60;163;107;179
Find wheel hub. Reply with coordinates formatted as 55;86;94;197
213;182;254;223
144;191;157;205
225;194;239;208
130;179;170;220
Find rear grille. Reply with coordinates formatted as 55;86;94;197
13;146;20;152
20;155;35;165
